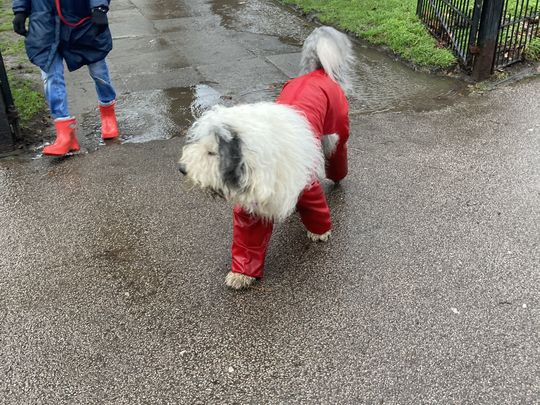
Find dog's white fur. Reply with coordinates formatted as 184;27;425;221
178;26;354;289
225;272;256;290
307;230;332;242
180;102;322;222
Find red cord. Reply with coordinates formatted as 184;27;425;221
55;0;91;27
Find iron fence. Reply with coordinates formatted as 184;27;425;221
417;0;540;76
417;0;483;65
496;0;540;67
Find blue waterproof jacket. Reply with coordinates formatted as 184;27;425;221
12;0;112;72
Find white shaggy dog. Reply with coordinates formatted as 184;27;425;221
178;26;354;289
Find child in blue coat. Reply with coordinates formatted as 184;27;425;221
12;0;119;155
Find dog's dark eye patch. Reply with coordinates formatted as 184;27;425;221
218;129;244;189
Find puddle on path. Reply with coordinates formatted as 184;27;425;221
78;84;229;146
189;84;224;117
349;47;468;114
82;66;465;147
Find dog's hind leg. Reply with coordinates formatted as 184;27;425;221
225;272;256;290
322;133;339;159
297;181;332;241
307;230;332;242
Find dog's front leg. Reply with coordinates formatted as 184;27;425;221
226;206;274;290
225;272;256;290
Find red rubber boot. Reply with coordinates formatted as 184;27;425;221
43;118;80;156
231;206;274;279
99;102;119;139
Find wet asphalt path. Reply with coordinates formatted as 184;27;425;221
1;0;540;403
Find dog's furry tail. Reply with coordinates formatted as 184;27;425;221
300;26;355;94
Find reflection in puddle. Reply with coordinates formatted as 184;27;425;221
120;85;224;143
79;84;228;146
114;90;184;144
190;84;223;118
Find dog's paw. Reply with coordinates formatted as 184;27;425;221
225;272;256;290
307;230;331;242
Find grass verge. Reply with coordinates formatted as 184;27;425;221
8;75;46;125
1;0;47;127
278;0;457;69
524;37;540;62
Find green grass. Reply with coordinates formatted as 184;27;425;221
0;2;13;32
0;3;25;59
459;0;539;15
279;0;457;68
0;35;24;55
504;0;539;15
525;37;540;61
0;0;47;124
8;75;46;125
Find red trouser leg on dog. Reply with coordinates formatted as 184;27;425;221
325;138;348;183
297;181;332;235
231;206;274;279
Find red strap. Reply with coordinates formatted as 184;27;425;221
55;0;91;27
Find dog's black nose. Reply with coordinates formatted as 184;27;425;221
178;163;187;176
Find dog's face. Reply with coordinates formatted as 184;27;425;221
178;116;245;200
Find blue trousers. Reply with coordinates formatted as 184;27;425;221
41;52;117;119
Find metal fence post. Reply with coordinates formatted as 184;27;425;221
417;0;424;18
472;0;506;80
0;50;20;153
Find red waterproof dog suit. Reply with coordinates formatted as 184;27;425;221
232;69;350;279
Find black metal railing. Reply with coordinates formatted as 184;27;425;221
417;0;540;78
417;0;483;65
496;0;540;67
